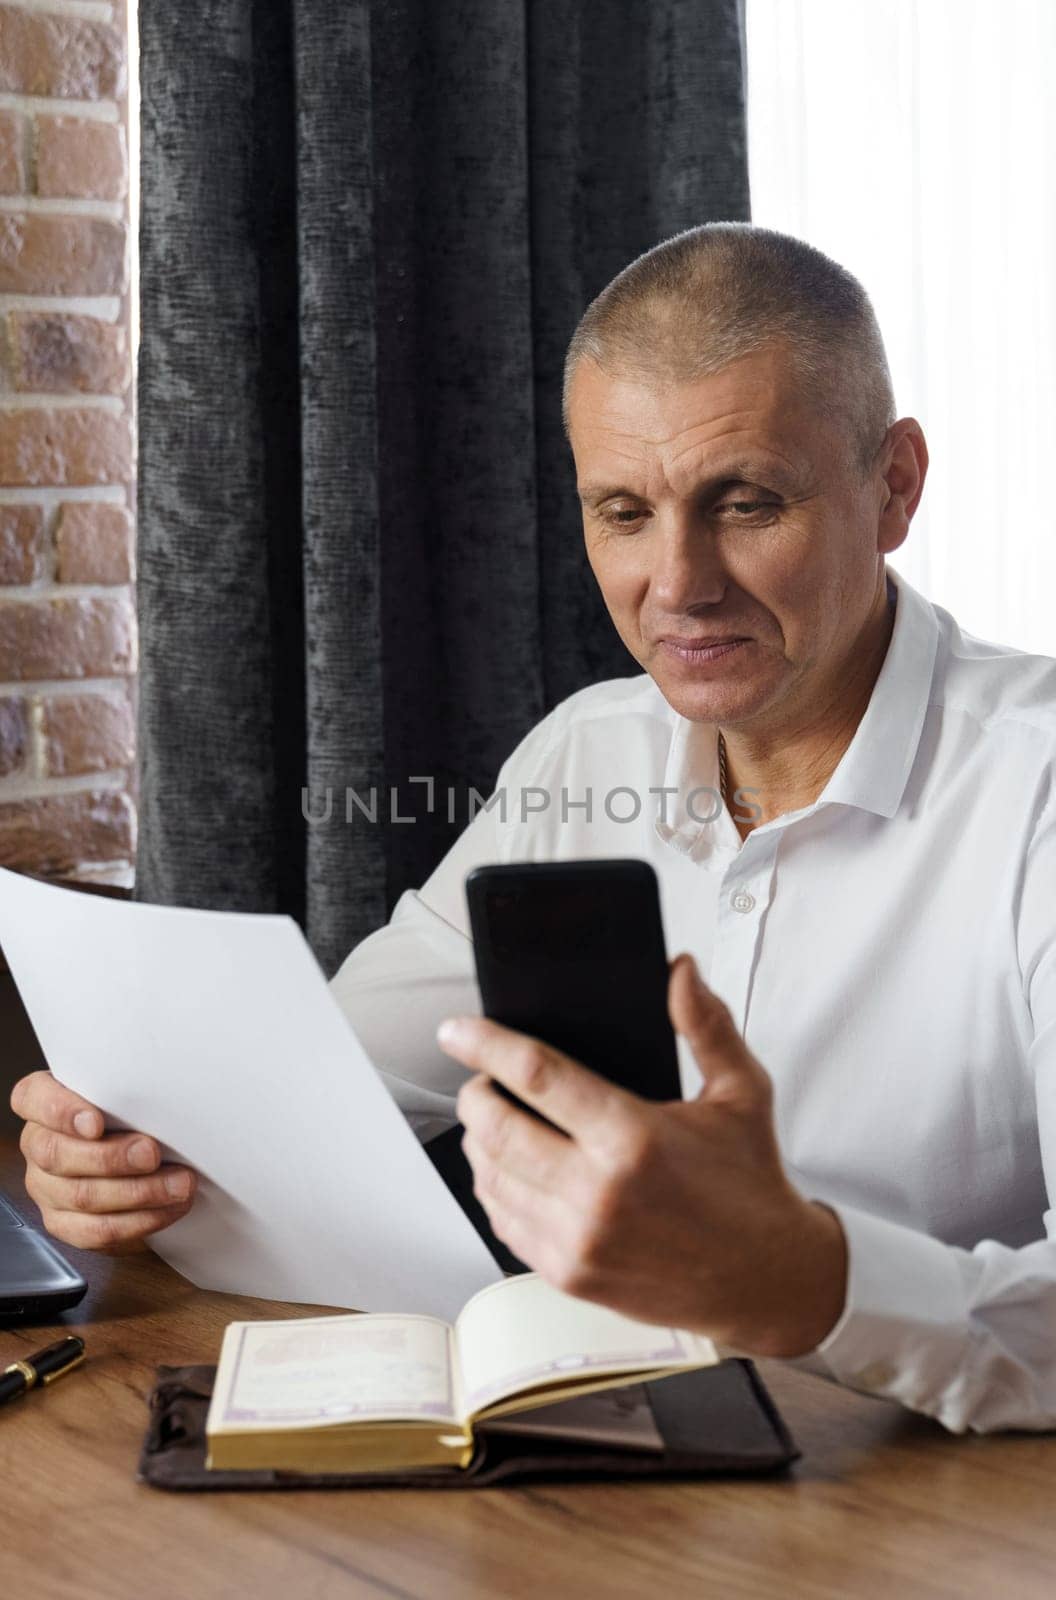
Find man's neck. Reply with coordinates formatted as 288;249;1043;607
722;581;896;839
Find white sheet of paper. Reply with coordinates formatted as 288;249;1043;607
0;867;502;1320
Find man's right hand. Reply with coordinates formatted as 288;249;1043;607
10;1071;197;1254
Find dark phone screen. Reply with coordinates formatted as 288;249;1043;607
483;881;655;966
469;863;681;1106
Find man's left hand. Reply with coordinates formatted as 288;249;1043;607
438;953;847;1358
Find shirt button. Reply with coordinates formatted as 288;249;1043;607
731;890;755;914
854;1361;895;1391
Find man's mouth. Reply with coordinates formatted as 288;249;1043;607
657;636;750;664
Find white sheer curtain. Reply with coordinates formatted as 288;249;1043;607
745;0;1056;654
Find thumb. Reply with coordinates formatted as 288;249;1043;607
9;1069;105;1138
667;954;770;1107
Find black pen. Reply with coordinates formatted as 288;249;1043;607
0;1336;86;1407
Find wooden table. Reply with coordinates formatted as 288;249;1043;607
2;1141;1055;1600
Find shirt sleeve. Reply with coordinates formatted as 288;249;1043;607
327;717;560;1142
810;790;1056;1433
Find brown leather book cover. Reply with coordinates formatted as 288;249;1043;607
138;1357;799;1491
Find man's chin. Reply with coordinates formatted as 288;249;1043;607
648;667;775;727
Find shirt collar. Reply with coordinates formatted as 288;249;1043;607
652;564;941;859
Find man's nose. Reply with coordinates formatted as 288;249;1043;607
648;517;729;612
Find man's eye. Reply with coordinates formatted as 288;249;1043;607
720;500;774;516
604;506;646;526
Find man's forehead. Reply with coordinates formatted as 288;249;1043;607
568;358;817;499
572;344;803;419
567;354;815;455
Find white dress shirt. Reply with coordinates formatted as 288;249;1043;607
330;564;1056;1434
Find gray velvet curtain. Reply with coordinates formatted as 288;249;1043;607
136;0;750;974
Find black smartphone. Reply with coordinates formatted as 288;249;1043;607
465;859;682;1121
0;1191;88;1322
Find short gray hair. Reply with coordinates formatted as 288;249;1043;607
562;222;896;478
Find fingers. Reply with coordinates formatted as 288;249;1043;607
20;1121;162;1180
456;1076;581;1194
462;1128;577;1231
668;954;771;1106
461;1127;596;1286
31;1202;194;1255
24;1161;196;1218
468;1188;542;1275
12;1083;198;1254
440;1017;637;1144
10;1069;106;1139
23;1149;197;1255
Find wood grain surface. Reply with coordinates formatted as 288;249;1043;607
2;1139;1055;1600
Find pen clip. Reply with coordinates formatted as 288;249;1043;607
41;1350;87;1385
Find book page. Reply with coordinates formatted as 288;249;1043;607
208;1314;459;1431
454;1274;715;1417
477;1384;664;1451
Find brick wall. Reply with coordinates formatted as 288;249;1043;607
0;0;136;885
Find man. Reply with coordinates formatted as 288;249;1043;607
10;224;1056;1434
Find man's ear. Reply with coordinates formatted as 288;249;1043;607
878;419;929;555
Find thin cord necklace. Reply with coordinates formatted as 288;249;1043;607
717;730;728;805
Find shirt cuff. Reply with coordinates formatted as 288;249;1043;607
810;1201;978;1423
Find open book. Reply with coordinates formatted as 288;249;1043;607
206;1273;719;1473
